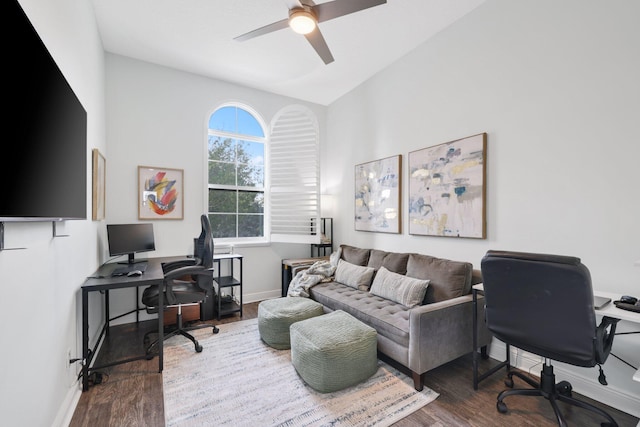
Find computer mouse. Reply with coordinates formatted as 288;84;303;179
127;270;143;277
620;295;638;305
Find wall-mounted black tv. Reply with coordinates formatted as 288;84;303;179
0;0;87;222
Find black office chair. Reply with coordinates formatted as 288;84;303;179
142;215;219;355
480;250;620;427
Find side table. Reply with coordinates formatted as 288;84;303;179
281;256;328;297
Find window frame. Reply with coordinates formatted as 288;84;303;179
206;103;268;245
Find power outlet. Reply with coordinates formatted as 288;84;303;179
67;348;72;371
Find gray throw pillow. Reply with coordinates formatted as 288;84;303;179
335;259;375;290
369;266;430;308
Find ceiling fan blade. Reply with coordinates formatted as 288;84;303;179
234;18;290;42
313;0;386;23
304;27;334;64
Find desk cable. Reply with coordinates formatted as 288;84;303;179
610;330;640;372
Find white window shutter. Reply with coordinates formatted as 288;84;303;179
269;106;320;244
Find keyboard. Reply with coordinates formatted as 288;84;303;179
112;264;147;277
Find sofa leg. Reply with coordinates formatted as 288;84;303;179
412;371;424;391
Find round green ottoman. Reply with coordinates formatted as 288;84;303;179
258;297;324;349
290;310;378;393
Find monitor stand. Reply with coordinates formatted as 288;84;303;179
117;253;149;266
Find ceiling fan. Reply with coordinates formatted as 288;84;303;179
234;0;387;65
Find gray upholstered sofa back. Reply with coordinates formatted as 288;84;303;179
339;244;479;304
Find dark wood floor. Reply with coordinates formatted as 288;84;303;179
70;302;638;427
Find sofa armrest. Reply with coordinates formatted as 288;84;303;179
408;294;491;374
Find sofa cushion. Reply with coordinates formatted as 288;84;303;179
367;250;410;275
340;244;371;266
370;267;430;308
309;282;410;347
334;259;375;291
406;253;473;304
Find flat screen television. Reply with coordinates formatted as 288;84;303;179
107;223;156;264
0;0;87;222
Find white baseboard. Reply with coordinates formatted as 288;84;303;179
243;289;281;304
488;341;640;418
53;381;81;427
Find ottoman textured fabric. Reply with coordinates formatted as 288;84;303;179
258;297;324;349
290;310;378;393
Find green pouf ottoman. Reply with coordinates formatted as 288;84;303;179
258;297;324;349
290;310;378;393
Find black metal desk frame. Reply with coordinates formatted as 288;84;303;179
81;257;186;391
472;285;512;390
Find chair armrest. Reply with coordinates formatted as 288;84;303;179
163;265;213;280
162;258;197;273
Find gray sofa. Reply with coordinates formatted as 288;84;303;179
304;244;492;391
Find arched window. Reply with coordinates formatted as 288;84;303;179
208;105;266;240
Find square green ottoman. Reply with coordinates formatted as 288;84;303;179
290;310;378;393
258;297;324;349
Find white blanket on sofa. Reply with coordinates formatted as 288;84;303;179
287;249;341;298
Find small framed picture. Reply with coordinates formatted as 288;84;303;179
92;149;106;221
138;166;184;220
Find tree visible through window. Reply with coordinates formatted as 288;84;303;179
208;105;265;239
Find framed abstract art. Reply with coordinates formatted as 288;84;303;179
138;166;184;220
408;133;486;238
354;155;402;234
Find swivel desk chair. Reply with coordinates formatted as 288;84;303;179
480;250;620;427
142;215;219;355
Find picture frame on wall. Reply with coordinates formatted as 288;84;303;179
138;165;184;220
408;133;487;238
354;154;402;234
91;149;106;221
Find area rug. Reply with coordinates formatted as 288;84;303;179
162;318;438;426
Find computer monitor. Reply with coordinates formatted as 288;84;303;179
107;223;156;264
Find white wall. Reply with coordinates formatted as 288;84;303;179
103;54;327;323
325;0;640;417
0;1;106;426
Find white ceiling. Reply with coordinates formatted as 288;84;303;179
91;0;485;106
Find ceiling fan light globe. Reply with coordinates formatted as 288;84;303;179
289;10;316;35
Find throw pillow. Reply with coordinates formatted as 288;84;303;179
334;259;375;290
370;266;430;308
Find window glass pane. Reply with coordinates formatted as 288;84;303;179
210;214;237;238
237;164;264;187
238;214;263;237
237;108;264;137
208;161;236;186
208;106;236;133
238;191;264;213
209;189;236;213
208;136;236;162
237;140;264;166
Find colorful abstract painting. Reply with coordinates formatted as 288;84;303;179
355;155;402;234
408;133;486;238
138;166;183;220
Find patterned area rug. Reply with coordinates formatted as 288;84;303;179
162;318;438;426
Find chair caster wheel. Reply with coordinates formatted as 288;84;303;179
497;401;508;414
557;380;572;396
504;377;514;388
195;343;203;352
212;326;219;334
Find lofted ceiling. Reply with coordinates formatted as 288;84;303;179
90;0;485;106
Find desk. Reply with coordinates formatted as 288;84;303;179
81;256;187;391
472;284;640;389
